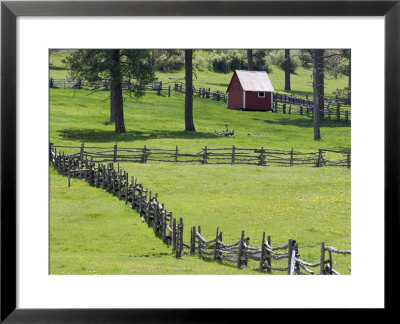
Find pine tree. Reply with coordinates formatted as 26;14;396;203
65;49;155;133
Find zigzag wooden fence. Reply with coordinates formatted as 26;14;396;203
50;144;351;275
52;144;351;168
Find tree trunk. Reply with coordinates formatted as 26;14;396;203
111;49;125;133
317;49;324;115
110;86;115;123
348;54;351;104
247;49;253;71
185;49;195;132
284;49;291;91
313;49;321;140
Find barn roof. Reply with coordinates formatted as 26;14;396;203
228;70;274;92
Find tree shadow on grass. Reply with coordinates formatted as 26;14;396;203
49;66;67;71
263;117;351;128
58;129;219;143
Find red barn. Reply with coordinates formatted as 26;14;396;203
226;70;274;111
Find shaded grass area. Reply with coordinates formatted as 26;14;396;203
50;89;350;153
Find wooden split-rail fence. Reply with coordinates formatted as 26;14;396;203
52;144;351;168
49;78;173;97
173;82;228;102
192;230;351;275
50;144;351;275
50;78;351;124
272;94;351;123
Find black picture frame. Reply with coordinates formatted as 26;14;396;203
1;0;398;321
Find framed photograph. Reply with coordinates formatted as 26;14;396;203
1;0;397;321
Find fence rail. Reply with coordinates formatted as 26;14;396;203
50;144;351;275
52;144;351;168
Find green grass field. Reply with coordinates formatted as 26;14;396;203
49;50;351;275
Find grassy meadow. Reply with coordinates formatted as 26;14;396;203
50;49;349;97
49;50;351;275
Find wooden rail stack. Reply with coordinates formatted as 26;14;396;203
50;144;351;275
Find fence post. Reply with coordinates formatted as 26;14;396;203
104;166;108;189
111;170;116;194
320;242;325;275
198;226;202;257
266;235;272;273
125;173;129;204
300;105;303;115
336;104;341;121
283;103;286;114
259;232;266;272
175;146;178;163
102;166;105;189
231;145;235;165
142;145;147;164
287;239;295;275
138;186;143;215
347;152;351;168
49;142;53;162
218;231;223;261
328;249;333;275
176;218;183;258
244;237;249;266
213;227;219;261
154;194;159;232
80;143;84;162
260;147;265;166
162;209;167;242
290;148;294;167
118;171;122;199
317;149;323;167
190;226;196;255
144;189;149;219
68;164;71;187
168;85;171;97
237;231;245;268
146;190;151;222
203;146;208;164
113;143;117;162
132;180;136;209
345;110;349;123
172;218;177;251
294;242;300;274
